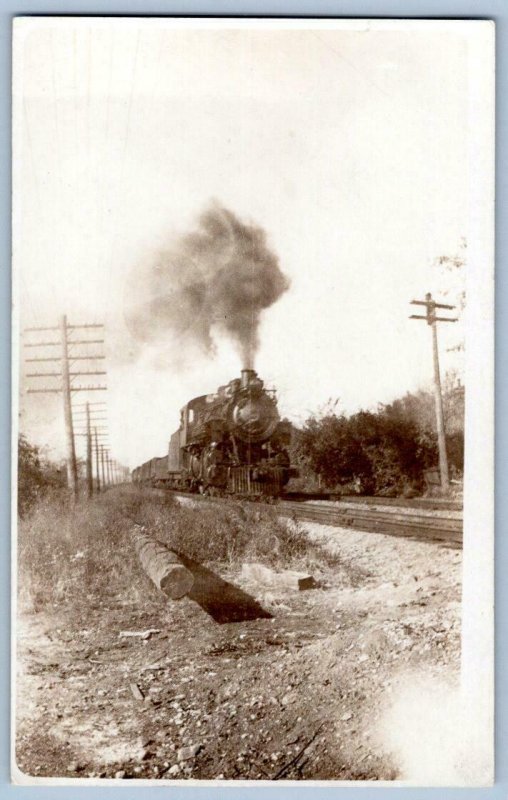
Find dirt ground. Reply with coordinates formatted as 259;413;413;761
15;514;461;782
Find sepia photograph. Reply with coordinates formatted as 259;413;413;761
12;17;494;785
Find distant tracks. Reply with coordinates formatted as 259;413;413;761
277;500;462;549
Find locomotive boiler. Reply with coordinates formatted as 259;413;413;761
133;369;294;498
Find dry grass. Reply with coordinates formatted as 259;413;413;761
17;486;359;616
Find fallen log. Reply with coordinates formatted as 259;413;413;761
132;528;194;600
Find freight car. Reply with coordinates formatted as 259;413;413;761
133;369;295;498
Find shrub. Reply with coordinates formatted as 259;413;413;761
295;406;438;495
18;435;66;518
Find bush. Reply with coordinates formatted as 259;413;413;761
295;406;438;495
18;435;66;518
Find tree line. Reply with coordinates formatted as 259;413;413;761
290;383;464;497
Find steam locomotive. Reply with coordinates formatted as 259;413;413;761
132;369;295;498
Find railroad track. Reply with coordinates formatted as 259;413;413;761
277;500;462;548
147;488;462;549
285;492;462;513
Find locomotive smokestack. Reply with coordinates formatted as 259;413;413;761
241;369;257;389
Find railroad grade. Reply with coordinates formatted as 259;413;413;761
145;489;463;549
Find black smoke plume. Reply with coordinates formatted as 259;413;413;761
125;204;289;368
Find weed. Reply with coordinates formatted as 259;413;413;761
17;487;360;616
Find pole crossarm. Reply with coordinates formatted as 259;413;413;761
24;341;61;347
73;415;108;421
410;299;455;310
66;339;105;346
26;355;105;362
70;385;108;392
24;326;59;332
68;324;104;329
73;402;107;407
75;427;108;433
73;416;108;420
25;324;104;332
409;294;457;325
71;371;107;377
27;388;62;394
26;371;107;378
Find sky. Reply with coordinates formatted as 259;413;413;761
13;18;472;468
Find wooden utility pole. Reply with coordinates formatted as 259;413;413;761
85;402;93;498
73;402;109;494
60;315;78;494
24;318;106;498
410;292;457;493
94;427;101;492
100;444;107;487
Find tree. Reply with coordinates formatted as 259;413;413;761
295;403;438;495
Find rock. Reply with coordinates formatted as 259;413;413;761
241;563;317;590
177;743;203;762
114;770;126;779
167;764;181;776
341;712;353;722
129;683;144;701
119;629;161;639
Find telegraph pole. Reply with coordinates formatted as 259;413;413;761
94;427;101;492
60;315;78;494
410;292;457;493
24;318;106;498
72;401;108;494
100;445;107;487
85;402;93;498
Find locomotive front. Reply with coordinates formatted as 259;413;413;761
183;369;293;497
227;369;279;443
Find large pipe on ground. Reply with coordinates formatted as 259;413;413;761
132;528;194;600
